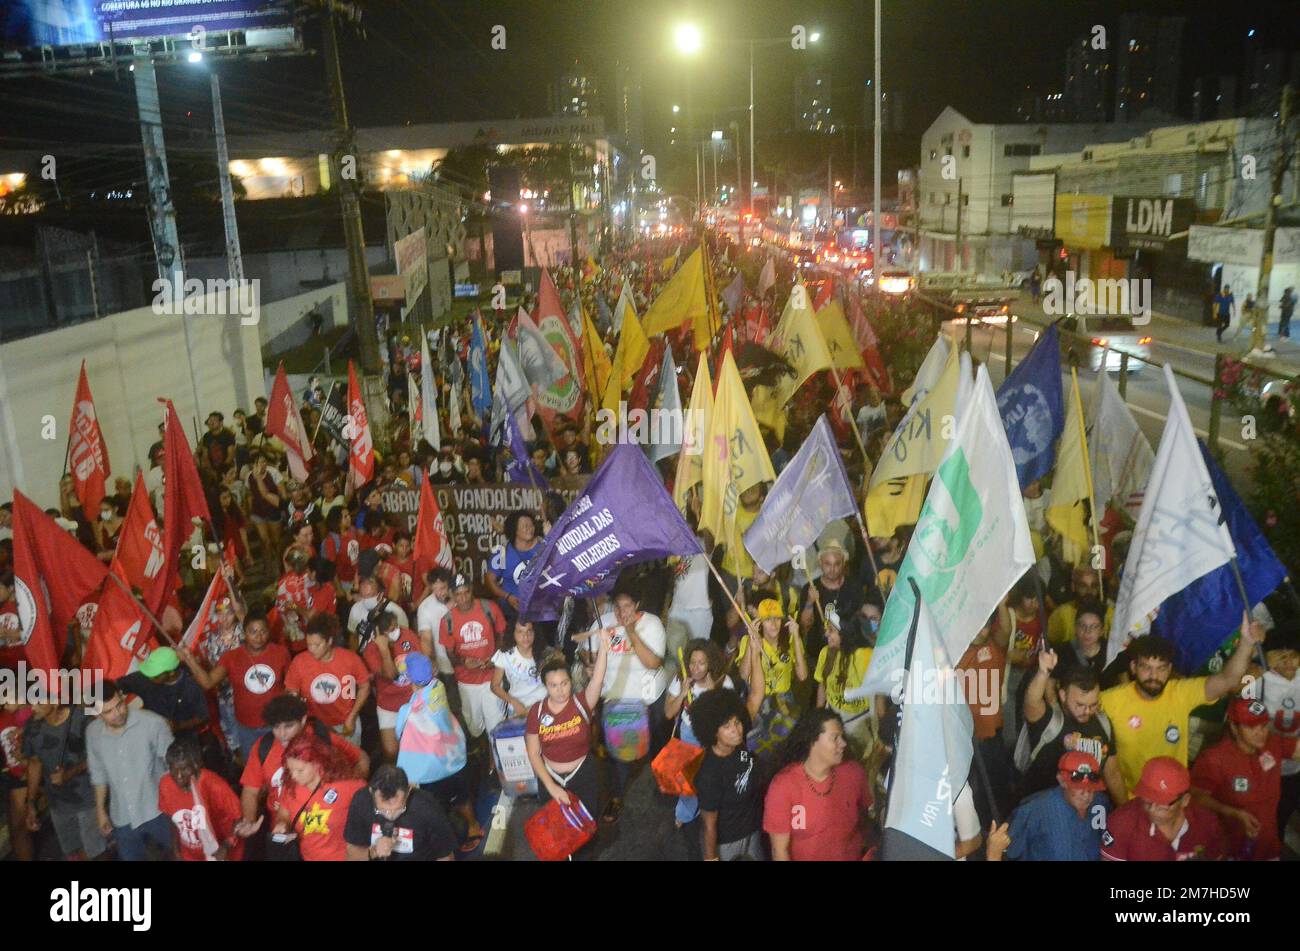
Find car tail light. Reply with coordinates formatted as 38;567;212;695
1138;336;1152;345
955;304;966;314
1092;337;1109;346
1000;304;1009;314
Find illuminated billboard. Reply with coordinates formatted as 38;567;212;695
1;0;290;48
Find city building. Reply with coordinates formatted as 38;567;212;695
1063;34;1110;122
1114;14;1185;122
550;59;600;117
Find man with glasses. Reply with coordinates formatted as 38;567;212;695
1100;621;1263;797
1191;698;1300;861
343;764;456;861
1017;652;1123;802
1101;757;1225;860
990;752;1110;861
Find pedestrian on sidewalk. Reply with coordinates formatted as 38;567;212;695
1245;294;1275;357
1213;285;1235;343
1279;286;1296;339
1029;268;1042;305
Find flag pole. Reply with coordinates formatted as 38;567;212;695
1226;556;1271;684
312;381;337;445
881;579;925;856
829;365;875;476
103;569;177;648
703;556;755;630
1072;367;1106;600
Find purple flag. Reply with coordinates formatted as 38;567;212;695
502;410;550;489
722;272;744;317
517;443;703;619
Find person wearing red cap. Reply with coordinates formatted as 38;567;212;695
1190;698;1300;860
991;751;1110;861
1100;757;1225;861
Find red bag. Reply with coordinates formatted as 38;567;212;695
525;798;596;861
651;737;705;795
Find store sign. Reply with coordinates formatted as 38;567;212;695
1187;226;1266;267
1112;197;1196;253
1054;195;1112;250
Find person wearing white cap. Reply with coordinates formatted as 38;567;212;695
438;574;509;740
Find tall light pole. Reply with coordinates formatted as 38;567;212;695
872;0;882;291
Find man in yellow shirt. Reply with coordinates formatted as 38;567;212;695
1100;616;1264;800
1047;565;1113;645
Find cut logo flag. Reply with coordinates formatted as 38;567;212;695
85;560;154;679
862;363;1035;695
66;361;110;521
346;361;375;491
1088;363;1153;518
869;341;960;488
1108;365;1238;663
744;415;859;574
517;444;703;620
114;471;165;590
414;476;455;581
145;399;212;617
1151;440;1286;673
180;567;232;652
266;362;315;482
996;323;1065;489
9;491;110;679
673;353;713;513
883;580;973;860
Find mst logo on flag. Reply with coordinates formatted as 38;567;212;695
67;362;110;519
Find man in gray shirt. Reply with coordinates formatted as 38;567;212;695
86;680;174;860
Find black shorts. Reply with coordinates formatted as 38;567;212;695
0;772;25;793
421;767;471;810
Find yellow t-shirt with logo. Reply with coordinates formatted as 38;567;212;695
814;646;873;717
1100;677;1208;794
737;634;797;695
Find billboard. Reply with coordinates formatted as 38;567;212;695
1;0;290;49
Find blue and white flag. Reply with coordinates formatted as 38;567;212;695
996;323;1065;488
744;415;859;574
489;339;533;446
517;444;703;620
883;580;973;860
1149;440;1283;673
1108;365;1238;662
469;315;492;420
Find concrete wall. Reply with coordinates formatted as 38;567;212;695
251;282;347;356
186;246;388;314
0;293;266;510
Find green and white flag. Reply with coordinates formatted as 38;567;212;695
861;359;1036;695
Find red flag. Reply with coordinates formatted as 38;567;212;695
223;538;239;573
8;491;110;676
531;269;586;434
346;360;375;491
413;478;453;588
746;301;771;345
629;338;665;414
180;568;231;652
66;361;110;521
266;363;315;482
813;278;834;311
145;400;212;617
847;294;893;395
114;471;165;590
84;561;155;680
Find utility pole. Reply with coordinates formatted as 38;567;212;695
732;121;743;246
321;2;381;376
210;69;244;284
872;0;882;294
827;152;833;229
1255;84;1293;329
955;177;964;271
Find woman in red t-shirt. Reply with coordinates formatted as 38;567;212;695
524;632;611;826
0;701;33;861
273;732;366;861
158;742;248;861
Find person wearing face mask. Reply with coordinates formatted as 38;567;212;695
93;498;126;563
344;764;457;861
429;449;464;485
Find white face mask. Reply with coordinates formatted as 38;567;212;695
438;461;453;474
100;510;114;522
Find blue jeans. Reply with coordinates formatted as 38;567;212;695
675;716;701;825
233;721;271;760
113;813;175;861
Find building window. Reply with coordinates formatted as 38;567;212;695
1164;173;1182;195
961;194;969;206
1002;144;1042;157
929;149;937;160
962;145;970;158
1001;194;1013;206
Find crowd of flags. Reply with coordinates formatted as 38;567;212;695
8;238;1290;860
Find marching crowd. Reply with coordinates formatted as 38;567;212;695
2;233;1299;863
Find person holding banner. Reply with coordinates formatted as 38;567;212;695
737;600;808;763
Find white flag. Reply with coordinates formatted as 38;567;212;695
420;331;440;451
490;340;534;446
1107;364;1237;662
447;356;464;439
649;347;683;462
758;256;776;295
862;361;1035;694
613;279;636;336
901;332;952;407
1088;363;1153;518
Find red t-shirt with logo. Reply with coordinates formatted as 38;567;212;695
526;694;593;762
0;707;30;779
279;777;366;861
362;627;425;712
239;726;362;817
158;768;245;861
1100;799;1226;861
1190;733;1297;860
285;648;371;726
322;531;359;585
219;642;291;728
310;583;338;620
439;600;506;685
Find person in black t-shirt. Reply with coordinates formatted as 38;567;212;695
798;541;868;674
1017;650;1123;804
690;687;763;861
344;764;457;861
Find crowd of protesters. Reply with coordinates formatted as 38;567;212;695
1;233;1298;863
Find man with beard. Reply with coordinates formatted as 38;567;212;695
1191;698;1300;861
1100;618;1264;797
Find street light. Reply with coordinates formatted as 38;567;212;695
672;104;680;113
674;23;702;56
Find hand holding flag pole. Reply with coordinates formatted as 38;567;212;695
103;569;177;648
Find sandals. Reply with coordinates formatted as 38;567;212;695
458;831;485;853
602;798;623;824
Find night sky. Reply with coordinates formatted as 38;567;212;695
1;0;1297;181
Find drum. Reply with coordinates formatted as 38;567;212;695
490;717;538;798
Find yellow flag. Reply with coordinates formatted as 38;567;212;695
642;247;711;350
769;285;833;400
699;350;776;547
1046;368;1095;564
673;353;714;513
579;303;612;401
750;383;787;444
818;300;866;371
868;343;961;488
865;473;927;539
606;306;649;396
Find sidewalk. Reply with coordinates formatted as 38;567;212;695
1006;289;1300;378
